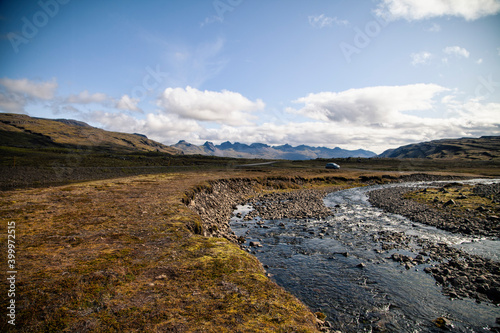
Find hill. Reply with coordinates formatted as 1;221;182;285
172;140;376;160
378;136;500;160
0;113;178;154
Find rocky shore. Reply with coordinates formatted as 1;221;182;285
187;178;259;242
368;183;500;305
368;184;499;238
243;189;336;221
188;178;339;242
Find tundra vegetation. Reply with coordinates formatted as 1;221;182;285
0;124;499;331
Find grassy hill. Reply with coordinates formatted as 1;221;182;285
379;136;500;160
0;113;178;154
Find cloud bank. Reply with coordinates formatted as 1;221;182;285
376;0;500;21
291;84;449;124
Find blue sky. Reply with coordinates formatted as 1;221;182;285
1;0;499;153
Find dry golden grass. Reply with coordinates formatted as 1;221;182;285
1;171;333;332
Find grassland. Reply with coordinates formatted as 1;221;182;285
1;171;328;332
0;146;499;332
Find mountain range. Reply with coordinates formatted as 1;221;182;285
1;113;498;161
171;140;377;160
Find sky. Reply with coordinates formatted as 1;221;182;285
1;0;500;154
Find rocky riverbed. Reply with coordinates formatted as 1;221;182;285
368;182;500;305
189;175;499;331
368;183;500;238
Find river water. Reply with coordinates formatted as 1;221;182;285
230;180;500;332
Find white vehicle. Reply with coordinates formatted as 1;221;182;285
325;162;340;169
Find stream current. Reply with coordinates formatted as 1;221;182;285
230;180;500;332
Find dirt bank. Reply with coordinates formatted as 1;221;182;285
186;177;343;243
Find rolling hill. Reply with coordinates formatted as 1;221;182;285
171;140;376;160
0;113;179;154
378;136;500;160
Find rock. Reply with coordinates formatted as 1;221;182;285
435;275;447;284
486;287;500;303
249;241;262;247
315;312;327;321
434;317;454;330
357;263;366;268
443;199;456;207
391;253;402;262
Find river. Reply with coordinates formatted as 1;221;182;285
230;180;500;332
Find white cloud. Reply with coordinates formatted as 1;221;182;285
86;111;203;145
290;84;449;124
65;90;110;104
375;0;500;21
0;93;26;113
411;51;433;65
476;58;484;64
0;78;58;113
308;14;349;28
116;94;141;112
0;77;57;100
157;86;265;126
443;46;470;58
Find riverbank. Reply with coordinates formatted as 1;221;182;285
368;182;500;305
222;176;499;331
190;175;500;308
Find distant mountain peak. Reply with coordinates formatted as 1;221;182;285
171;140;376;160
203;141;216;152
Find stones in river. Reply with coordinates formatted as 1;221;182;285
434;317;454;330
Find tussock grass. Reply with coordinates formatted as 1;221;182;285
0;172;326;332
